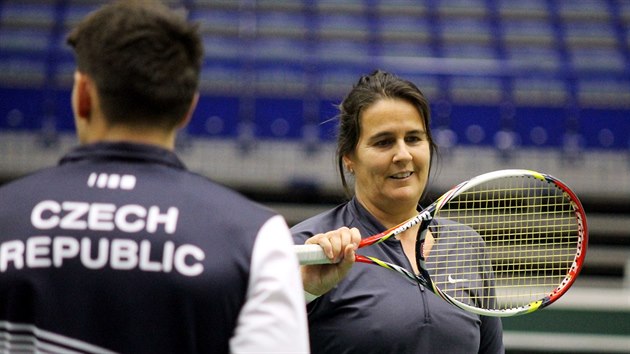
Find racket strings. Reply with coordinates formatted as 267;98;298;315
427;176;581;312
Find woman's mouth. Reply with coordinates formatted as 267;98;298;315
390;171;413;179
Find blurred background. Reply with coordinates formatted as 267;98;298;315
0;0;629;352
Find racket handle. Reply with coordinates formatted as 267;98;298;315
294;244;333;265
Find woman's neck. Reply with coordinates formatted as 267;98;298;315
355;194;419;230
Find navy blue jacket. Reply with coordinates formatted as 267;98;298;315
0;142;277;353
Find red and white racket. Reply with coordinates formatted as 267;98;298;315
295;169;588;317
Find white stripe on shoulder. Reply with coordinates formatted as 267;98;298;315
0;321;117;354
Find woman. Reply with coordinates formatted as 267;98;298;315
292;70;504;353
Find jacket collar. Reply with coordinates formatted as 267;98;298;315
58;142;186;170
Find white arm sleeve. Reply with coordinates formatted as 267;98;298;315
229;215;310;353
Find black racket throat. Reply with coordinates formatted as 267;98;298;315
414;219;434;290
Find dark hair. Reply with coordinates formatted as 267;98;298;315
336;70;437;197
66;0;203;129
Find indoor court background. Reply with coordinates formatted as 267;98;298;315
0;0;629;352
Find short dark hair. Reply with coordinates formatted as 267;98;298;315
336;70;437;197
67;0;203;129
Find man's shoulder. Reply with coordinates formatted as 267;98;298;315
0;165;59;193
183;172;273;213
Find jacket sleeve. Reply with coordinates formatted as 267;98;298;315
229;215;310;353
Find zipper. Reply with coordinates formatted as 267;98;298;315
397;239;431;324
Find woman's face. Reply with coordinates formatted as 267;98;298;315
344;98;431;214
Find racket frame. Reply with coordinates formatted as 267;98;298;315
296;169;588;317
417;169;588;316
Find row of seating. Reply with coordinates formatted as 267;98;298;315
3;3;623;56
1;2;627;73
1;0;629;149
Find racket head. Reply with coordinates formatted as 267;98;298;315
418;169;588;317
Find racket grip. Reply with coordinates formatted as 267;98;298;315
294;244;333;265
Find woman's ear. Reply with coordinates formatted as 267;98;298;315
342;155;354;174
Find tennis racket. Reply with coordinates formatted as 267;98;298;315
295;169;588;317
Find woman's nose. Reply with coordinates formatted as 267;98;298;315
392;141;412;163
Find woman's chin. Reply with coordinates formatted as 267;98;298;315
387;187;422;204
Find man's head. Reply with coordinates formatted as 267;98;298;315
67;0;203;136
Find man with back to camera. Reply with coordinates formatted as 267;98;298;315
0;1;309;353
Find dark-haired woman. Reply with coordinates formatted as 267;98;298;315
292;70;504;354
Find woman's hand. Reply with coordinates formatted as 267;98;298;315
301;227;361;296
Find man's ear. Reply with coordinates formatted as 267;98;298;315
177;92;199;129
75;71;92;119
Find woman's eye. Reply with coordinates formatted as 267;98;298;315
374;139;392;147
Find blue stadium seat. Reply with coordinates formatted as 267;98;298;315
254;97;303;140
580;110;630;150
188;95;240;138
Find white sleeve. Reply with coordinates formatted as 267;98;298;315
229;215;310;354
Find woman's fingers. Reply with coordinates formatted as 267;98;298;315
306;227;357;261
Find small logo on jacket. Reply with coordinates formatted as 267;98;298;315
88;172;136;190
